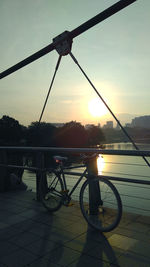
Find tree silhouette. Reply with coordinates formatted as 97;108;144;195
0;115;27;190
86;125;105;147
0;115;24;145
55;121;88;148
26;121;57;146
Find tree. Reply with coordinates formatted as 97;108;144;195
0;115;26;190
55;121;88;148
0;115;24;145
26;121;57;146
86;125;105;147
102;128;126;143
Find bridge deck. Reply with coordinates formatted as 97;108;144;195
0;190;150;267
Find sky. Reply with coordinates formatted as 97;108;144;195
0;0;150;127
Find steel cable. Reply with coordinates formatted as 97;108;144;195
69;52;150;168
38;55;62;123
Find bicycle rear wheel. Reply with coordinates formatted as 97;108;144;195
80;177;122;232
40;171;64;212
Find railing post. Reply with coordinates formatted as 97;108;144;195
0;150;8;192
87;156;101;215
36;152;45;201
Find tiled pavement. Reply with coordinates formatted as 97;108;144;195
0;190;150;267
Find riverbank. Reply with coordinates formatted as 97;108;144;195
104;142;150;150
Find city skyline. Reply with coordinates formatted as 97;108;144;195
1;0;150;127
50;113;150;128
1;113;148;129
48;114;150;128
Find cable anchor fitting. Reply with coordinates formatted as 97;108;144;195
53;31;73;56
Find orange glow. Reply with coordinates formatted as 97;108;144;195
97;154;105;175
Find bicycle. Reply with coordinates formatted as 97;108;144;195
40;154;122;232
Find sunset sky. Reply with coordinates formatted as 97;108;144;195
0;0;150;127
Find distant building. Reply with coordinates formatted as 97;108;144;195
51;123;64;128
85;124;95;130
103;121;113;129
131;116;150;129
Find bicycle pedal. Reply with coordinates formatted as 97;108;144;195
61;189;69;193
99;206;105;214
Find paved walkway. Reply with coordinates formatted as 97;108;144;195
0;190;150;267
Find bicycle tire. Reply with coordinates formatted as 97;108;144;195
80;177;122;232
40;171;64;212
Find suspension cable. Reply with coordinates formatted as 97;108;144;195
38;55;62;123
0;0;136;80
69;52;150;168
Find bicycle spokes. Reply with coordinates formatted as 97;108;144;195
40;172;64;212
80;177;122;232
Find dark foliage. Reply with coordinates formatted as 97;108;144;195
102;127;150;144
26;121;57;146
86;125;105;146
0;115;26;146
55;121;88;148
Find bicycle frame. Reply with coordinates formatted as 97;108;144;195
40;157;122;232
58;164;88;199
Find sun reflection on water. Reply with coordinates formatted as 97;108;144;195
97;154;105;175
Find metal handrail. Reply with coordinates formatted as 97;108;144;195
0;146;150;157
0;146;149;184
0;145;149;215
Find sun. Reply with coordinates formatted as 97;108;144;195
88;97;108;117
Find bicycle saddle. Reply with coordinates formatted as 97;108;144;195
53;155;68;163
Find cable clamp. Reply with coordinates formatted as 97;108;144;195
53;31;73;56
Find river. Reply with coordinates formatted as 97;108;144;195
23;142;150;216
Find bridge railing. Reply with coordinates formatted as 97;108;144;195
0;146;150;216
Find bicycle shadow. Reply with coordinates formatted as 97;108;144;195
75;227;120;267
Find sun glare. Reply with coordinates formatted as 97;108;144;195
88;98;108;117
97;155;105;175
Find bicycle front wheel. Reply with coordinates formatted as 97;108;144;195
80;177;122;232
40;171;64;212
